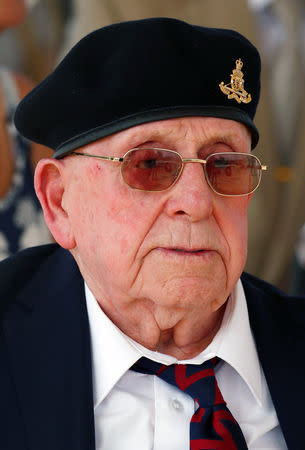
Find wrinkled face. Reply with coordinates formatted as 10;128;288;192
62;117;252;321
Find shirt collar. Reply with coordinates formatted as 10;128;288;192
85;279;262;409
204;279;263;406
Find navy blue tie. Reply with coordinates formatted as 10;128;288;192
131;357;248;450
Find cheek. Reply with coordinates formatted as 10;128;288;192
70;164;154;262
87;163;144;229
218;199;249;266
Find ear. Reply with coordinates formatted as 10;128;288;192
34;158;76;249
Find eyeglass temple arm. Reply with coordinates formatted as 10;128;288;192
72;152;123;162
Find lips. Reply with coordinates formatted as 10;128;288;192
151;247;217;263
162;247;214;256
171;248;204;253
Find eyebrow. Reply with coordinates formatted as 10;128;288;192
122;128;248;151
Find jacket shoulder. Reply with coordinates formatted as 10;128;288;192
241;271;305;327
0;244;60;315
241;271;287;298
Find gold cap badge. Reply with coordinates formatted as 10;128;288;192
219;59;251;104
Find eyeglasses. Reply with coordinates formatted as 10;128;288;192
72;148;267;196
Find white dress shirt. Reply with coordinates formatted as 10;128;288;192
85;280;287;450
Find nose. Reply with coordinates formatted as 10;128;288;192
163;160;214;221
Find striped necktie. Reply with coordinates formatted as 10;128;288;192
131;357;248;449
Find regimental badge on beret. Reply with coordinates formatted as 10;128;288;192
219;59;252;104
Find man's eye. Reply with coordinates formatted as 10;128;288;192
213;158;229;168
136;159;158;169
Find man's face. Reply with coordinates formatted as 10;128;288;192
60;117;252;335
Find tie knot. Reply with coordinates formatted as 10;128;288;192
130;357;248;448
131;357;225;407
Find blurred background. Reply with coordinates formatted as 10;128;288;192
0;0;304;294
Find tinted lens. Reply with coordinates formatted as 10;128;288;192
122;148;182;191
205;153;261;195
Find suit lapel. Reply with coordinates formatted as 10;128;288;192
2;247;95;450
242;273;305;450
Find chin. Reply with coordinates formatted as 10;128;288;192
148;276;228;311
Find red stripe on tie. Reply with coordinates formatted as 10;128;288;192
156;365;167;376
175;365;214;391
190;410;239;449
214;381;225;405
190;438;237;450
191;407;205;423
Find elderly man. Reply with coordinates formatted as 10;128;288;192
0;17;303;450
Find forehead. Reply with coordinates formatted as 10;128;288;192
83;117;251;154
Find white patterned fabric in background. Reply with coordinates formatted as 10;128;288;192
0;68;52;261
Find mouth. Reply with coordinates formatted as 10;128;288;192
171;248;204;253
152;247;218;264
160;247;213;255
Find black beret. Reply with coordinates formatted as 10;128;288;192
14;17;261;158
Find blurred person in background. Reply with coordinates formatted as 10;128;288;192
57;0;305;290
0;0;53;260
0;0;68;83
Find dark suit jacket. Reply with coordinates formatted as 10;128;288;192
1;244;305;450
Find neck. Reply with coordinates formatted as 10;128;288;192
156;318;224;359
99;296;227;360
147;305;226;359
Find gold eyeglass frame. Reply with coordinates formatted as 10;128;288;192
71;148;267;196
